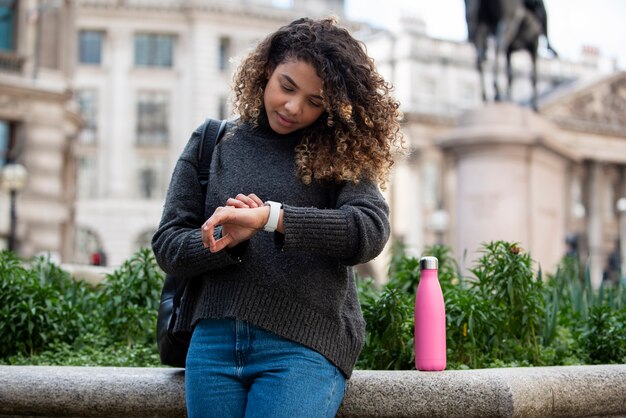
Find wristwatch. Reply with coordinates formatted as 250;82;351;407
263;201;282;232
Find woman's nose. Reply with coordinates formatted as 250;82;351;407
284;98;302;115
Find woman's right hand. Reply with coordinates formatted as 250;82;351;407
202;195;270;252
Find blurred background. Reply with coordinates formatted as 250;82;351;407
1;0;624;288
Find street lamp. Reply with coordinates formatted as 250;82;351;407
1;163;28;252
617;197;626;283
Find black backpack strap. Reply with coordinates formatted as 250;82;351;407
170;119;225;319
198;118;227;192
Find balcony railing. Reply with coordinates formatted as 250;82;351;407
0;51;25;74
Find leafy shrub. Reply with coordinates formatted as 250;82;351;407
358;286;415;370
0;252;95;358
0;248;163;366
580;303;626;364
357;240;625;370
469;241;545;365
96;249;163;345
3;241;624;369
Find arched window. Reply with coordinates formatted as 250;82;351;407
135;229;156;254
74;226;103;265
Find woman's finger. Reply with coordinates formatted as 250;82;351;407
247;193;264;208
227;198;249;208
202;207;227;248
201;220;214;248
234;193;260;208
210;230;234;253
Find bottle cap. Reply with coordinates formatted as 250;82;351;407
419;256;438;270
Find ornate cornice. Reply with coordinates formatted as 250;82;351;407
76;0;335;24
403;110;457;128
567;77;626;129
541;72;626;137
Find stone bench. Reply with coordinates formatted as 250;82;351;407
1;365;625;417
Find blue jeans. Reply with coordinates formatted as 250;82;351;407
185;319;346;418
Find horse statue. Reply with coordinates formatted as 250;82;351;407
464;0;557;110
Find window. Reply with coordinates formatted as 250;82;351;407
78;30;103;65
77;156;98;199
460;81;476;105
136;91;169;146
219;36;230;71
75;89;98;144
0;120;10;166
137;157;167;199
0;0;17;51
570;176;585;220
140;167;155;198
0;119;16;167
134;33;174;68
421;76;436;97
74;227;103;265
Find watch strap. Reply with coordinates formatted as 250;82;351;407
263;201;281;232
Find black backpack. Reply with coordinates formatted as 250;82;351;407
156;118;226;368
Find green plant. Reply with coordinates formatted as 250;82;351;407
96;248;164;345
5;331;160;367
0;251;96;359
0;248;164;366
358;286;414;370
468;241;544;364
357;240;560;370
444;282;494;368
385;241;421;295
580;305;626;364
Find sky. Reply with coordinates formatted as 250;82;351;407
344;0;626;71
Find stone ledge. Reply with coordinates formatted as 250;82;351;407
0;365;625;417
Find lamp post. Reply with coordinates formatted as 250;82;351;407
617;197;626;283
1;163;28;252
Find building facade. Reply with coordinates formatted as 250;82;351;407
363;16;625;285
0;0;82;260
8;0;622;287
72;0;348;265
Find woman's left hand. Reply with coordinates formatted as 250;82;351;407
226;193;264;209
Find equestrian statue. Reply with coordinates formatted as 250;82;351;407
465;0;558;110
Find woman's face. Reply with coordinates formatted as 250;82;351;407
263;59;325;135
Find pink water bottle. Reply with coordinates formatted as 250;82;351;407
414;256;446;371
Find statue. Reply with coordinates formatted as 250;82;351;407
464;0;557;110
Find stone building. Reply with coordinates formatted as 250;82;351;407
71;0;349;266
8;0;622;287
0;0;82;260
364;16;626;286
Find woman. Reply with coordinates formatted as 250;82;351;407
152;17;402;418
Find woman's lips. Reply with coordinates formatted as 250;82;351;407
276;112;296;127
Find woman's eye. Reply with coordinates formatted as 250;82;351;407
280;84;294;92
309;100;322;108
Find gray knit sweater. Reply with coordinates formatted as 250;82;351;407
152;119;390;377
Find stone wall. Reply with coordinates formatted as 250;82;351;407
1;365;625;417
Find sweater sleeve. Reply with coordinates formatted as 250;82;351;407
151;128;244;277
281;179;390;266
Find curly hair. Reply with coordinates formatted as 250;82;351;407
232;17;403;188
